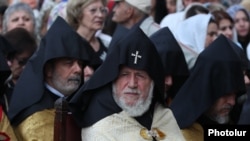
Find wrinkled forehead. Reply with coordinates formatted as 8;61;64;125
46;57;85;66
118;65;151;78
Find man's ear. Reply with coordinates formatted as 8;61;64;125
125;6;134;18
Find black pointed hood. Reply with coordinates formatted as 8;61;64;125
8;17;92;125
170;35;246;128
0;51;9;85
0;35;14;56
0;36;10;95
150;27;189;76
150;27;190;100
107;24;129;54
69;27;165;127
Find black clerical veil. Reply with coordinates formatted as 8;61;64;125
0;51;9;83
107;24;129;54
170;35;246;128
0;35;14;57
150;27;190;99
0;45;10;95
150;27;189;77
0;35;11;96
69;27;166;128
8;17;92;126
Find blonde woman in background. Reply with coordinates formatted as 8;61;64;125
67;0;111;82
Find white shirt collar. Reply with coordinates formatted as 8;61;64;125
45;83;64;98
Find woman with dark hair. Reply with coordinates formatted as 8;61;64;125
0;36;17;141
212;10;240;46
2;27;37;112
235;8;250;52
227;4;250;125
184;3;209;19
151;0;168;24
227;4;250;57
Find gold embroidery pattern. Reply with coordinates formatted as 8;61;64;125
140;128;166;140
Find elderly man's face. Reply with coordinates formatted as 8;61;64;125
112;66;154;117
45;58;83;96
205;92;236;124
112;1;132;27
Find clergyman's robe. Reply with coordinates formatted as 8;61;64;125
0;106;17;141
14;109;55;141
81;105;185;141
181;122;204;141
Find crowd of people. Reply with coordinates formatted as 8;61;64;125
1;0;250;140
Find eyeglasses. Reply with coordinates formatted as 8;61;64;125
15;57;28;66
87;7;109;15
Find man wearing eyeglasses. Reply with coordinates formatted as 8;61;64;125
1;27;37;112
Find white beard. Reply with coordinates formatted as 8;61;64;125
213;114;230;124
112;82;154;117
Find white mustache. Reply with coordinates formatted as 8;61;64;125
123;89;141;95
68;75;81;82
221;104;233;112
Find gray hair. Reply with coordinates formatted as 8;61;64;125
2;2;36;34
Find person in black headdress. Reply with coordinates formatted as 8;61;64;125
1;28;37;113
170;35;246;138
7;17;93;141
0;35;11;105
150;27;190;106
0;37;17;141
0;36;11;93
68;27;185;141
